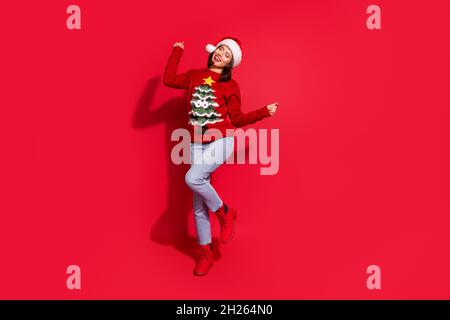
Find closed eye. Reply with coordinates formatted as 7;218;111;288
220;47;231;58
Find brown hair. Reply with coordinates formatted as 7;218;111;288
207;45;234;82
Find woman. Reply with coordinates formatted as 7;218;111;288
163;36;278;276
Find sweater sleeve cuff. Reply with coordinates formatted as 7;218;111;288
172;46;184;57
259;105;272;119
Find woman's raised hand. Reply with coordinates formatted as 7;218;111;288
266;103;278;116
173;41;185;50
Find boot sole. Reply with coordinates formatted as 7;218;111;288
193;262;213;276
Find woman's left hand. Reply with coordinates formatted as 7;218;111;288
267;103;278;116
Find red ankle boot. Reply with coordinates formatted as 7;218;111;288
214;203;237;244
193;243;213;276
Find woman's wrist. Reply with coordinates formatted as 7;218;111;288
264;105;273;117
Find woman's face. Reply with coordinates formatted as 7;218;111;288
212;45;233;68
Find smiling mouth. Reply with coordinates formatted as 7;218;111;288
214;54;222;62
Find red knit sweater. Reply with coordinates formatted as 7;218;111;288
163;46;272;143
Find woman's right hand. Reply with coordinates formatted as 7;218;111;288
173;41;185;50
266;103;278;116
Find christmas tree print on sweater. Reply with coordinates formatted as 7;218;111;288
188;76;224;127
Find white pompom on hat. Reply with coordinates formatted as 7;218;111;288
205;36;243;68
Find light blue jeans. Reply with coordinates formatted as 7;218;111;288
185;137;235;245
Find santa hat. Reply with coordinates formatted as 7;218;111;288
205;36;243;68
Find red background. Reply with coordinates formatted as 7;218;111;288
1;0;449;299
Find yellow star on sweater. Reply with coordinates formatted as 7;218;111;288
202;76;216;86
